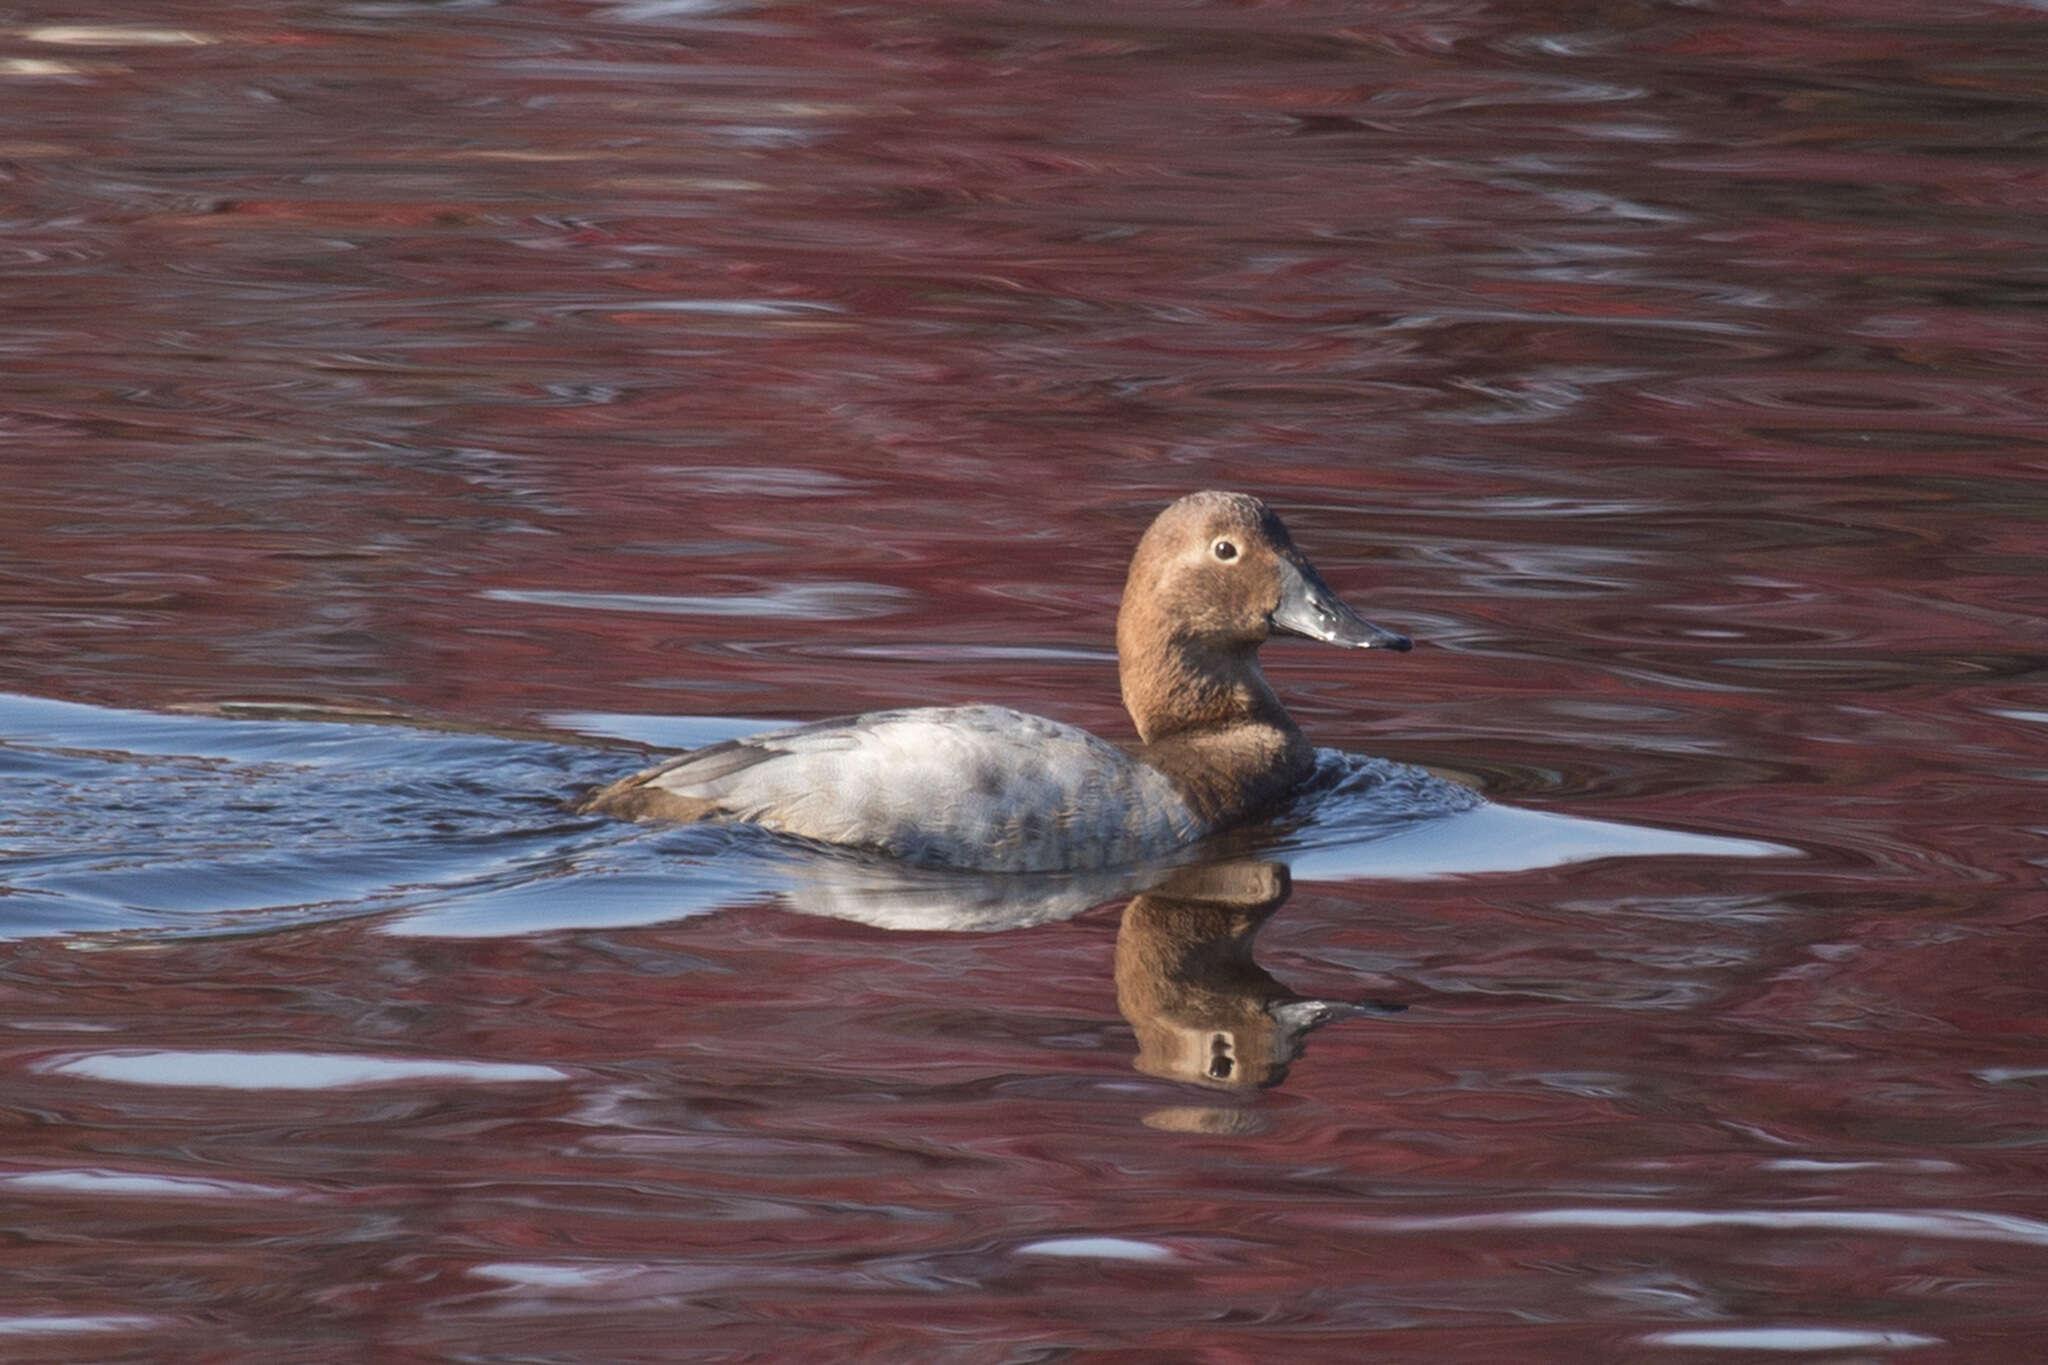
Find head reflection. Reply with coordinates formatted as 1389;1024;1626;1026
741;842;1399;1107
1116;860;1398;1093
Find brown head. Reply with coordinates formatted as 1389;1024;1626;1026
1115;491;1410;745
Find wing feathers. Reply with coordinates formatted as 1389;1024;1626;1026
573;706;1201;871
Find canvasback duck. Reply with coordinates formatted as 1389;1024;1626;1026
573;490;1411;871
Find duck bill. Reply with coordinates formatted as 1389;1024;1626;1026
1270;556;1412;651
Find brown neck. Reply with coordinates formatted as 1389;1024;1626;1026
1117;617;1314;828
1117;626;1295;747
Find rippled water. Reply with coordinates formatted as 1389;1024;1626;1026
4;0;2046;1359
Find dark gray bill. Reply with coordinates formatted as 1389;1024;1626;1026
1270;556;1412;651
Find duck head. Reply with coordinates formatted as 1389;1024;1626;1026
1116;491;1410;745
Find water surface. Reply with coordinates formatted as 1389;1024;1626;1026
3;0;2045;1359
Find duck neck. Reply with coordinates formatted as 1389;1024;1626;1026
1118;618;1317;827
1118;631;1295;747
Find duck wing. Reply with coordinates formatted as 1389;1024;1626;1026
574;705;1203;872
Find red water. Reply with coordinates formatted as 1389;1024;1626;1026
3;0;2046;1359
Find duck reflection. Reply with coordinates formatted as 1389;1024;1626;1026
1116;860;1398;1092
390;814;1398;1104
764;849;1396;1097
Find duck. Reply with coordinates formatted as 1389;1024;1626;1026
572;490;1411;872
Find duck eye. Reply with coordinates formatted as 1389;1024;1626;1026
1208;1033;1236;1079
1212;539;1238;562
